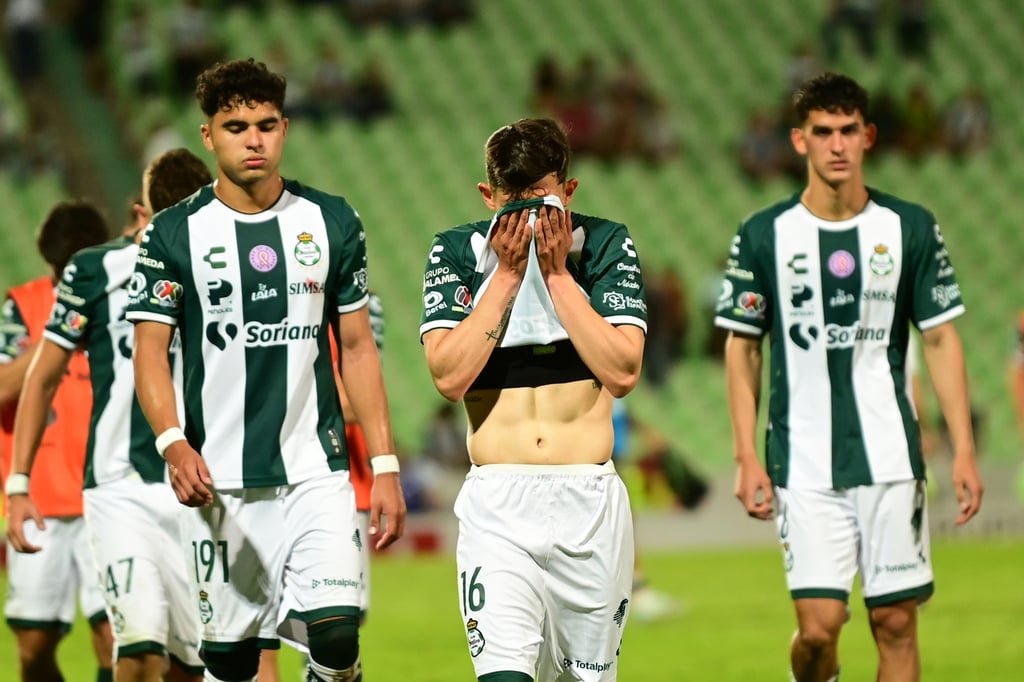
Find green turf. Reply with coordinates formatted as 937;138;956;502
1;540;1021;680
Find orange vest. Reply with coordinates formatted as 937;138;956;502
0;277;91;516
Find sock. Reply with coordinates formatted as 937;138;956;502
97;670;113;682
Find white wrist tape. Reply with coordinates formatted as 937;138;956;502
155;427;188;459
370;454;400;476
5;473;30;496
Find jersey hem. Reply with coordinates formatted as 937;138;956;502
917;305;965;331
605;315;648;332
124;310;178;326
338;294;369;314
41;330;78;351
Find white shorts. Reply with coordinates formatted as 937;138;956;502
357;510;370;615
179;469;362;652
455;461;634;682
4;516;106;630
775;480;934;607
83;475;203;671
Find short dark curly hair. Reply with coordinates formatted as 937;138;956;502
145;148;213;214
792;72;870;125
37;200;111;275
195;58;286;117
484;118;571;199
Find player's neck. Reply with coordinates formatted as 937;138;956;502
214;175;284;214
801;177;869;222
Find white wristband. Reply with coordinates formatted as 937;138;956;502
5;473;30;497
155;427;188;459
370;454;400;476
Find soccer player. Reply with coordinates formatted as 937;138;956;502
714;73;984;682
1;200;112;682
420;117;645;681
127;58;405;682
6;149;213;682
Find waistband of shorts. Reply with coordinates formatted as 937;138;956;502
466;459;615;478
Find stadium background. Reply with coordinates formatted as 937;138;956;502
1;0;1022;679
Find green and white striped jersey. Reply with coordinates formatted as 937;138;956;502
44;236;175;488
125;181;368;489
714;189;964;489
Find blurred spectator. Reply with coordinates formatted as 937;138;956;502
637;96;680;165
422;402;469;471
737;110;791;183
265;41;313;119
643;266;690;387
821;0;881;61
895;0;931;61
115;4;162;96
66;0;110;93
942;86;992;159
782;43;823;97
560;52;605;155
168;0;225;96
346;57;395;123
307;44;353;124
869;88;905;154
898;82;941;160
530;54;565;119
3;0;45;88
343;0;474;29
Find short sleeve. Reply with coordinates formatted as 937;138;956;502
585;223;648;332
419;233;475;338
125;221;184;326
332;211;370;314
910;218;965;330
713;221;771;337
0;296;29;361
45;258;105;349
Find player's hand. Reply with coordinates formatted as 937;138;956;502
734;460;774;520
490;209;531;277
535;207;572;278
369;472;406;550
5;495;46;553
951;451;983;525
165;442;214;508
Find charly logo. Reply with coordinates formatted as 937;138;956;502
294;232;321;266
203;246;227;269
466;619;486;658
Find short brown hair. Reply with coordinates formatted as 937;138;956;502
144;148;212;214
484;118;571;199
37;200;110;274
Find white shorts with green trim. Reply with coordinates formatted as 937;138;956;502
4;515;106;629
775;480;934;607
83;475;202;669
455;461;634;682
180;469;363;652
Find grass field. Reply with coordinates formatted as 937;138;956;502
1;539;1021;680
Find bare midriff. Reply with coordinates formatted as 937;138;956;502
463;378;614;465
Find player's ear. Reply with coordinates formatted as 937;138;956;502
478;183;497;211
201;123;214;151
790;127;808;156
863;122;877;150
562;178;579;206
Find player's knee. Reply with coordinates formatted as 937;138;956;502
795;622;840;651
307;616;360;677
200;640;261;682
869;602;917;641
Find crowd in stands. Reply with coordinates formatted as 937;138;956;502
737;1;992;184
530;50;679;166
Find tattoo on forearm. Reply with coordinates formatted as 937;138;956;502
486;296;516;342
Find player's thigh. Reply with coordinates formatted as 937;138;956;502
544;473;634;682
775;487;859;601
182;487;287;649
855;480;934;607
278;471;363;648
4;517;79;626
70;516;107;623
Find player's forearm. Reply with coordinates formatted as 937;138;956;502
340;349;395;457
922;327;975;458
11;343;69;474
725;333;762;463
545;273;643;396
424;272;521;400
0;348;35;406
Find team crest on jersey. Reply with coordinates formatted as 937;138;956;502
62;310;88;337
353;267;368;292
110;605;126;634
249;245;278;272
869;244;894;276
198;590;214;624
466;619;486;657
827;250;856;278
294;232;322;266
127;272;147;300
